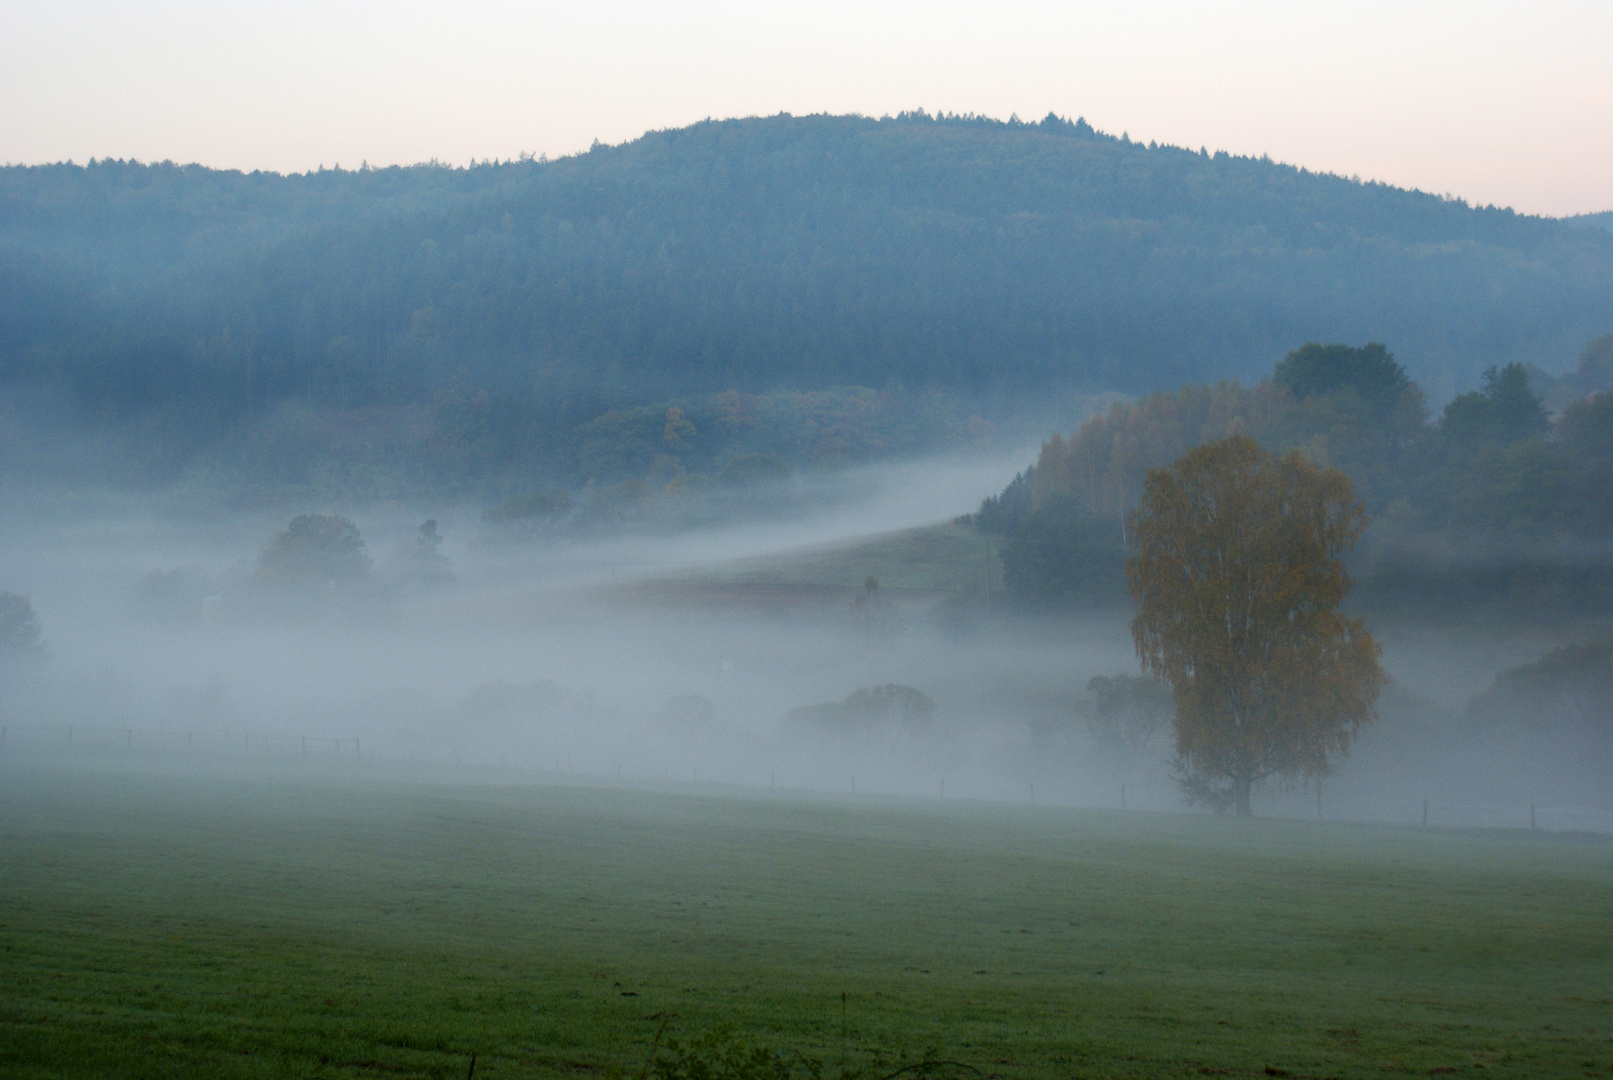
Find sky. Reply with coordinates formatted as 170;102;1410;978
2;0;1610;217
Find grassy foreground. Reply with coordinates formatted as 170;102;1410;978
1;761;1610;1079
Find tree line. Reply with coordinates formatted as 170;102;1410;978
5;113;1613;489
978;336;1613;615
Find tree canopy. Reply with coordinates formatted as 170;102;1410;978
1126;435;1385;814
257;514;371;586
1272;342;1412;416
1440;363;1552;448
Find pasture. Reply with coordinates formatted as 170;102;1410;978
1;757;1609;1079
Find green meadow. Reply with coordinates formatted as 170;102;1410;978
1;759;1609;1080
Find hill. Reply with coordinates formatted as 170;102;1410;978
5;111;1613;487
1568;210;1613;233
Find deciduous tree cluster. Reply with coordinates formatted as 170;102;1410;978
980;338;1613;614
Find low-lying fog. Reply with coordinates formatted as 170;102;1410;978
2;451;1608;833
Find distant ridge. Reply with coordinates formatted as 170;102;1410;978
3;111;1612;421
1567;210;1613;233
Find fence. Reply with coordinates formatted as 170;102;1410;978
4;720;1610;835
1412;797;1613;833
0;721;362;760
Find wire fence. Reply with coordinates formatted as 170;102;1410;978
1411;797;1613;833
3;719;1610;835
0;721;362;760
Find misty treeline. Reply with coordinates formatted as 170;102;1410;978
1465;639;1613;732
131;511;455;618
1572;210;1613;233
5;112;1613;493
977;337;1613;615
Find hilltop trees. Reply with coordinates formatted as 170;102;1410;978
6;115;1613;494
998;343;1431;530
979;337;1613;614
1126;435;1385;815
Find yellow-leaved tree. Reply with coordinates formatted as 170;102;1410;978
1126;435;1385;816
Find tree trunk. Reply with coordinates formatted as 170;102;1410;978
1234;776;1253;817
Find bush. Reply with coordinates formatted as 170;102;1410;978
257;513;371;585
787;684;936;738
0;592;44;656
650;1029;798;1080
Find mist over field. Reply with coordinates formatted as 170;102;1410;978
2;438;1606;832
5;109;1613;1080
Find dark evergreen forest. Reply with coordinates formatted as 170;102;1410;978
5;110;1613;491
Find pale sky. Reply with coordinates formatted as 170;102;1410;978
2;0;1609;217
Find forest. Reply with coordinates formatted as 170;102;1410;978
978;337;1613;616
5;111;1613;493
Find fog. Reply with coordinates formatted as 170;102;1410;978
2;450;1609;834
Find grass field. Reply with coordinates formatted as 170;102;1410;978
2;759;1610;1080
678;521;999;596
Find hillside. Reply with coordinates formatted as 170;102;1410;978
4;111;1613;487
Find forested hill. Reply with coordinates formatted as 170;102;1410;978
4;111;1613;443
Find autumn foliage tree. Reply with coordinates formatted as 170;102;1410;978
1126;435;1385;815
